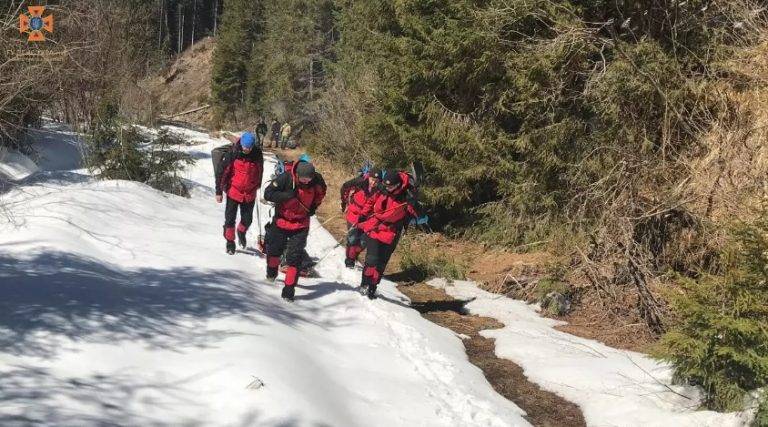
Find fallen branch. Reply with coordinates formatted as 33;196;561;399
163;104;210;120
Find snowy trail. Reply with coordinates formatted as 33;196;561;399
0;123;526;426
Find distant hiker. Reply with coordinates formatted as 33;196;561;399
340;167;382;268
263;159;326;301
356;169;422;299
256;118;268;145
279;122;292;150
270;119;281;148
213;132;264;255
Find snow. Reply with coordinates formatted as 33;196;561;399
0;121;81;182
428;279;753;427
0;148;38;181
0;123;527;426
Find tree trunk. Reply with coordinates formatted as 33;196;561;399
164;0;170;51
177;3;184;54
191;0;197;46
213;0;218;36
157;0;163;49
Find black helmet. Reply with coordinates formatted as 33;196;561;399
296;162;315;179
382;169;402;187
369;168;382;180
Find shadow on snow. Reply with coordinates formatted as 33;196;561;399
0;250;351;426
0;364;329;427
0;250;333;358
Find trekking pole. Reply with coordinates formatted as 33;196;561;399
314;233;349;265
255;189;265;253
320;212;342;227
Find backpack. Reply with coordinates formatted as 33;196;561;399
211;143;233;182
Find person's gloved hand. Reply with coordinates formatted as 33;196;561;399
409;215;429;225
308;207;317;216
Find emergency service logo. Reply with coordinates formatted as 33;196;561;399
19;6;54;42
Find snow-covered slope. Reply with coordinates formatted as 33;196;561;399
0;122;82;182
0;123;526;426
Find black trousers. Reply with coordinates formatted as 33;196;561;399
265;224;309;267
363;229;402;275
224;197;255;233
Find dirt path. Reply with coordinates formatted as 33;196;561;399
402;282;586;427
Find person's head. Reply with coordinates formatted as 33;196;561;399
368;168;382;188
240;132;256;153
296;161;315;185
382;169;402;194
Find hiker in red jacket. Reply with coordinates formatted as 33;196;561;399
357;169;419;299
263;160;326;301
340;168;382;268
214;132;264;255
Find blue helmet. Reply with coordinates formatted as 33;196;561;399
240;132;256;149
298;153;311;163
360;160;373;175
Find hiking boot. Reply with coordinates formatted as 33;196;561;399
367;283;378;300
281;285;295;302
266;267;278;283
226;240;236;255
359;275;370;295
301;256;317;270
344;258;356;269
237;231;247;249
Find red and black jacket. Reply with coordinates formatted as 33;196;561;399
215;141;264;203
358;171;418;245
340;174;378;225
264;163;327;231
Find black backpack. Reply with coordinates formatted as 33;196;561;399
211;143;234;183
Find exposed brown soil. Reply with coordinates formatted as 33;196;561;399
555;291;658;352
402;283;586;427
140;37;216;126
